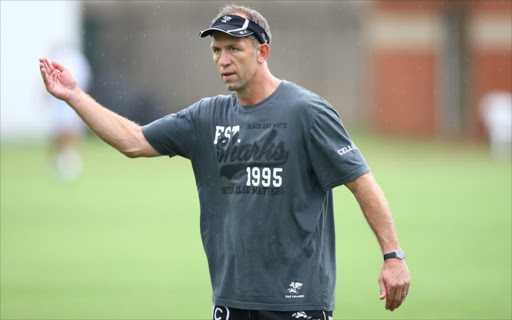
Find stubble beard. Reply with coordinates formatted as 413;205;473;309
224;79;244;92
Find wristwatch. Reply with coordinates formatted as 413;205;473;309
383;249;405;261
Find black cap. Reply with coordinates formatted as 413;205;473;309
200;15;270;45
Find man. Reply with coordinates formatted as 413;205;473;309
40;4;410;319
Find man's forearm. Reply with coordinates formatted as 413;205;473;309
346;172;411;311
66;88;157;158
346;172;401;253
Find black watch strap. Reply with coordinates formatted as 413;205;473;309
384;252;397;260
383;249;405;260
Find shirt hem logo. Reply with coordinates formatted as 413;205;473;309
285;281;305;299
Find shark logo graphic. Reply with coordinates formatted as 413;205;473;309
221;16;232;23
291;311;310;319
287;282;303;294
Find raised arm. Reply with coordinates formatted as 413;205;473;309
345;172;411;312
39;57;160;158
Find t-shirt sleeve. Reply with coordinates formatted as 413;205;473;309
308;104;370;192
141;106;196;159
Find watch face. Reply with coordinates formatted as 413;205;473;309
396;250;405;259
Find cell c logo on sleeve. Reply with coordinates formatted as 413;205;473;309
337;143;358;156
213;306;230;320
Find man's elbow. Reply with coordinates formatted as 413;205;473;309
119;143;161;158
120;149;140;158
119;128;160;158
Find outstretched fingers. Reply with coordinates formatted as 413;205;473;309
51;60;66;73
39;57;56;92
39;59;50;84
39;57;53;75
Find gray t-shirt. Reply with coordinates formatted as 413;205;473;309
142;80;370;311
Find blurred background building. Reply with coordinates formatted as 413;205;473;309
366;0;511;140
2;0;511;142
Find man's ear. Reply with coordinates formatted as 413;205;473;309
257;44;270;64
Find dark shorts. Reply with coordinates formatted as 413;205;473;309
212;306;333;320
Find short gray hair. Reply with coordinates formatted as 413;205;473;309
213;4;272;47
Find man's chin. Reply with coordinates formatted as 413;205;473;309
225;83;240;92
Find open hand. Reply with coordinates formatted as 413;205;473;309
39;57;78;102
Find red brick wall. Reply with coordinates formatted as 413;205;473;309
370;52;437;136
368;0;511;139
367;1;440;137
467;0;512;138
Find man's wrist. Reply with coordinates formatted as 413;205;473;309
66;87;84;106
383;249;405;260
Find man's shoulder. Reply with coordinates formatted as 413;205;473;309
280;80;332;112
281;80;317;97
184;93;236;120
196;93;236;108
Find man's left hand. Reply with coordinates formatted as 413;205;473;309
378;258;411;311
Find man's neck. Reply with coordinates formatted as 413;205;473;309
236;72;281;106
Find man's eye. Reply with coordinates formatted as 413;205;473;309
213;48;220;53
230;47;239;52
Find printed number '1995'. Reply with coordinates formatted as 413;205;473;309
246;167;283;187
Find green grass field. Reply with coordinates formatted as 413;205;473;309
1;133;510;319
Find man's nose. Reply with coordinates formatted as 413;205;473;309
218;50;231;67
